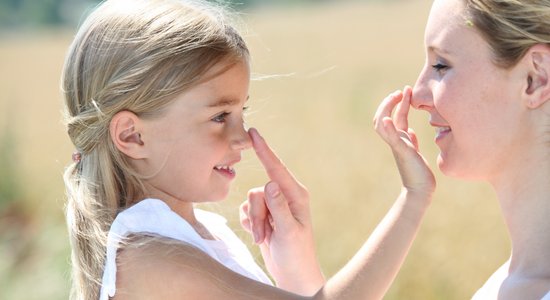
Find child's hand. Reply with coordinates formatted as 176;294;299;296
373;86;435;198
239;128;325;295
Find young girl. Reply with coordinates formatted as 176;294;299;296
376;0;550;298
62;0;434;299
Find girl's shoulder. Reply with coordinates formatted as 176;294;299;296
113;236;283;299
113;236;229;299
108;198;220;256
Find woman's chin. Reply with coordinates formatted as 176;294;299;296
437;154;485;181
437;154;460;178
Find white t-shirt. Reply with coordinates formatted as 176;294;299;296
99;198;272;300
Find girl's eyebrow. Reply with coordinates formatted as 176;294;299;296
207;95;249;107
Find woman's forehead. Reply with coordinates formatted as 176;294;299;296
426;0;465;38
424;0;477;54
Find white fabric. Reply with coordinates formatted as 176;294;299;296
472;261;550;299
99;198;272;300
471;262;509;300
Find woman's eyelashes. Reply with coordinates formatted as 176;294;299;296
431;62;449;74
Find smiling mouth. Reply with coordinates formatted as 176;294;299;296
435;126;451;135
434;126;452;141
214;165;236;175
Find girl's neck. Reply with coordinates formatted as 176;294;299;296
491;145;550;278
142;188;216;239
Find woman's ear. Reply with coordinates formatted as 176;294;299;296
524;44;550;109
110;110;146;159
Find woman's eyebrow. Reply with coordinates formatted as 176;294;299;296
428;45;453;56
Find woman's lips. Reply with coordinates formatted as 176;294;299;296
434;126;451;142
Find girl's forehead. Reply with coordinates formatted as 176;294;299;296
193;59;250;86
166;61;250;111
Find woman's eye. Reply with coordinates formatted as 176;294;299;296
431;63;449;73
212;112;230;123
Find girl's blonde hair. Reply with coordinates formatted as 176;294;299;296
61;0;248;299
464;0;550;68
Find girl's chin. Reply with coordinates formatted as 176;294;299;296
201;196;227;203
193;191;229;203
211;190;231;202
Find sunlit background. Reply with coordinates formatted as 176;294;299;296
0;0;510;299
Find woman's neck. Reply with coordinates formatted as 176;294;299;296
491;145;550;278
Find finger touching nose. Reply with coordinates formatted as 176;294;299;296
248;127;299;191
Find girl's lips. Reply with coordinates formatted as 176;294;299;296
214;164;236;179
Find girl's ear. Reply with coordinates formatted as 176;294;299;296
523;44;550;109
110;110;146;159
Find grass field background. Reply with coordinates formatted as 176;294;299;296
0;0;510;299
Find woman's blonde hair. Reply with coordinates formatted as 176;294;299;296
61;0;249;299
464;0;550;68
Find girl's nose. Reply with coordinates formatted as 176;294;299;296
231;123;252;151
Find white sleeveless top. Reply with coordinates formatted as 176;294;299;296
472;261;550;299
99;198;272;300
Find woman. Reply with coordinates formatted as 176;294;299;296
375;0;550;298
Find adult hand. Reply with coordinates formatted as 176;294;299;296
373;86;435;198
239;128;325;295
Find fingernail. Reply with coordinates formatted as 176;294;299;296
266;182;280;198
254;128;263;140
251;220;259;243
249;127;260;143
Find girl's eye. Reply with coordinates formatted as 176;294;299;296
212;112;230;123
431;63;449;73
212;106;249;123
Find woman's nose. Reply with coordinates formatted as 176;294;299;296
411;69;434;111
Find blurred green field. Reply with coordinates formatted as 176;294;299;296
0;0;510;299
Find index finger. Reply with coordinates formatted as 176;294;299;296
248;128;299;190
394;86;412;131
374;90;402;126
